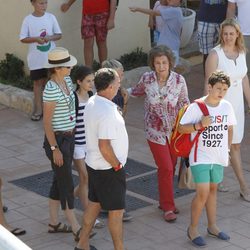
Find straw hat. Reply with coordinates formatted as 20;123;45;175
44;47;77;68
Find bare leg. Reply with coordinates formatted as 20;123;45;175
205;183;220;233
49;199;80;233
33;78;46;115
73;159;89;209
230;144;248;191
63;205;81;233
48;198;60;226
84;37;95;67
189;183;210;239
203;54;208;74
96;40;108;65
108;209;124;250
77;201;101;250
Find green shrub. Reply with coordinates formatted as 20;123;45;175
92;60;101;71
0;53;32;90
0;53;25;81
119;47;148;71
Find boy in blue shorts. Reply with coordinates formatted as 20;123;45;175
178;71;236;247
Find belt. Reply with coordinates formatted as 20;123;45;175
54;129;75;136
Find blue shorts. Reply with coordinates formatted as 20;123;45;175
191;164;224;184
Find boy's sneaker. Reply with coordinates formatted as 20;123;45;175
123;211;133;222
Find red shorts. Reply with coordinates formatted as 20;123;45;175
81;11;109;41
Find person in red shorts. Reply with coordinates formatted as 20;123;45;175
61;0;117;67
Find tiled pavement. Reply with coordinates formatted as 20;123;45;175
1;62;250;250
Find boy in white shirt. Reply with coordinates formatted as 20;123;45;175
20;0;62;121
179;71;236;247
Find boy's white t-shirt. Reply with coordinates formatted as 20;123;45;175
19;12;62;70
180;99;237;167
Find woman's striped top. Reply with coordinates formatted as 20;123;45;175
43;76;76;131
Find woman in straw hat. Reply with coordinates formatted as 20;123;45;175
42;47;82;240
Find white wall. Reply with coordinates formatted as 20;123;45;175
0;0;150;71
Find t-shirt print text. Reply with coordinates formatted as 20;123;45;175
202;114;228;148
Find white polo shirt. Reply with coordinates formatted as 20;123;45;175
85;94;129;170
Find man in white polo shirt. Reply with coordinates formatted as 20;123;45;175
75;68;129;250
227;0;250;73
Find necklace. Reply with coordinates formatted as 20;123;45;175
57;81;74;121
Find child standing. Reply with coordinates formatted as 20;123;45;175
178;71;236;247
101;59;129;117
130;0;183;65
148;0;168;45
61;0;117;67
73;66;104;229
20;0;62;121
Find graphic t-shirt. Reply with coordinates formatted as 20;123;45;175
180;99;236;166
19;12;62;70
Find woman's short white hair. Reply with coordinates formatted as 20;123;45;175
101;59;123;70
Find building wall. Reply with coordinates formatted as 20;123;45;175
0;0;150;71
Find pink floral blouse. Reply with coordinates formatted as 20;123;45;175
131;71;189;145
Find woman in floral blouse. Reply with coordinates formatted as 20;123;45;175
129;45;189;222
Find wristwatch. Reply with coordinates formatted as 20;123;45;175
50;145;58;151
113;163;123;172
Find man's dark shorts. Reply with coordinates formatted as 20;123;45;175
87;165;126;210
30;68;48;81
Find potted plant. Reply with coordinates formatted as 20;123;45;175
180;0;196;48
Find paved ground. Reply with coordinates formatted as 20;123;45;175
1;63;250;250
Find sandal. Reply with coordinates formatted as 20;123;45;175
75;246;98;250
218;183;229;192
73;227;97;242
31;113;43;121
48;222;72;233
11;228;26;236
73;227;82;242
94;219;105;229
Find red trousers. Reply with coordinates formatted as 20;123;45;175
147;139;177;211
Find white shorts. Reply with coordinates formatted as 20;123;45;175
73;145;86;160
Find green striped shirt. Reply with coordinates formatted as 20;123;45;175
43;76;76;131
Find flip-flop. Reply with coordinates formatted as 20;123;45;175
31;114;43;121
48;222;72;233
11;228;26;236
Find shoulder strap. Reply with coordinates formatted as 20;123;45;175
74;91;79;117
194;99;209;116
192;99;209;162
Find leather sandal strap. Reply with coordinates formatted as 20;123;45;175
48;222;61;230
